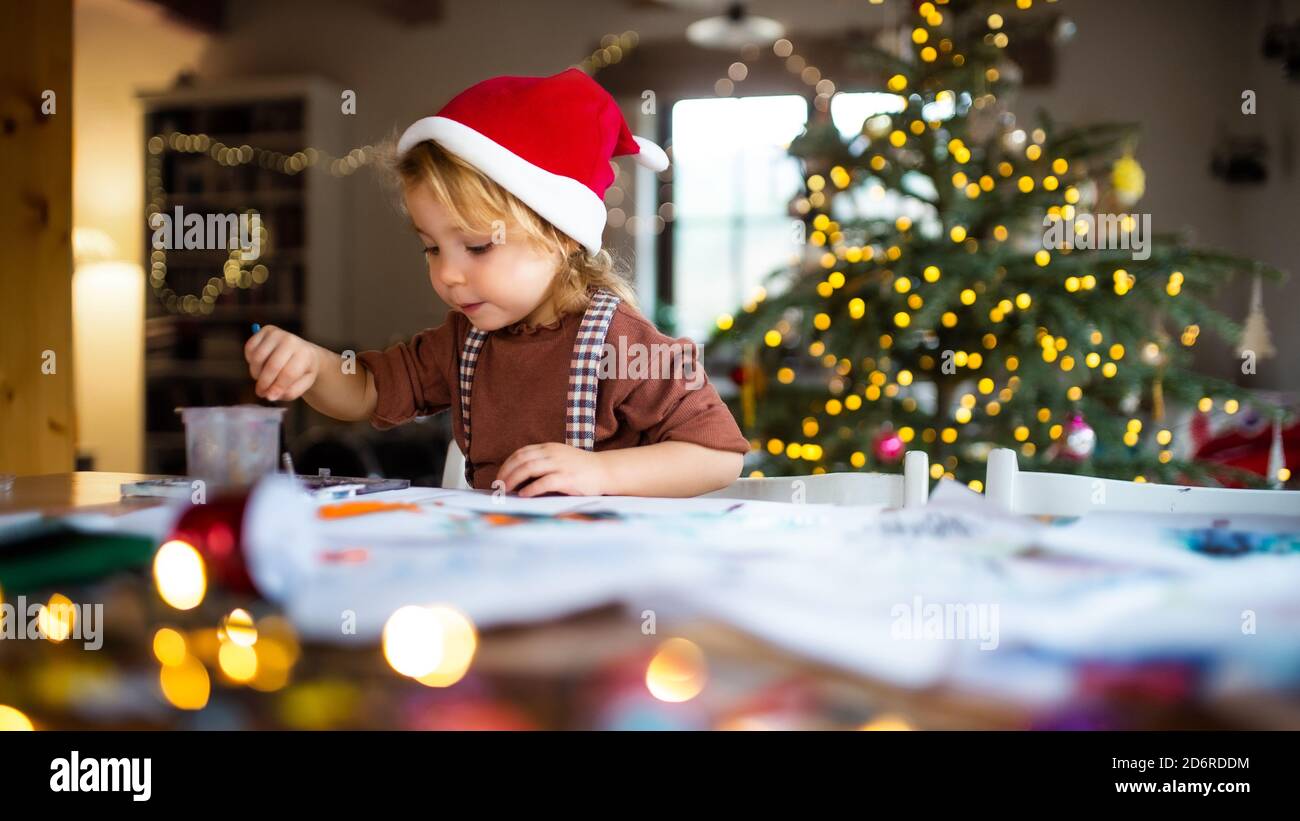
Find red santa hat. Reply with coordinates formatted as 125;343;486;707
396;68;669;255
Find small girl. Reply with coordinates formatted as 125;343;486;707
244;69;750;497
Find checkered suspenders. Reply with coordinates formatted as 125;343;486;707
457;324;490;489
565;289;621;451
457;289;621;489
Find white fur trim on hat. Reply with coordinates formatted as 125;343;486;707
632;136;669;172
398;116;608;255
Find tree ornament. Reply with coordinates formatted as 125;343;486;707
1267;410;1287;489
1073;178;1099;211
872;426;905;463
738;345;760;428
1237;273;1277;360
1111;152;1146;207
1143;325;1172;367
165;491;257;594
1152;370;1166;422
1058;412;1097;460
863;113;892;140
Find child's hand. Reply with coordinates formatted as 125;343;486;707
244;325;321;402
496;443;611;497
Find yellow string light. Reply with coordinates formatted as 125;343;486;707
578;31;639;74
148;132;376;315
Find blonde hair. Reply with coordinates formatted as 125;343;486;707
381;137;638;316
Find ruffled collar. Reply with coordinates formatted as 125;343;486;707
501;313;566;335
493;289;600;335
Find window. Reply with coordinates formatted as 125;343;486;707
669;92;951;340
670;95;807;341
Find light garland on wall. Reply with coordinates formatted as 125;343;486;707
146;133;376;315
575;30;668;239
149;28;758;314
577;30;639;75
594;31;839;241
713;37;837;113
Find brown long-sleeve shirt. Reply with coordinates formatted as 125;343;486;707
356;301;752;490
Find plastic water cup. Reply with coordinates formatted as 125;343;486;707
177;405;286;488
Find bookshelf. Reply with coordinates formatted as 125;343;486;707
139;77;347;474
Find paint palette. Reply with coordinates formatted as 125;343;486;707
122;475;410;500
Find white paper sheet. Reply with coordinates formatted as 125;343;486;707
238;478;1300;696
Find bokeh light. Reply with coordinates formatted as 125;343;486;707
219;608;258;647
218;641;259;684
250;639;294;692
154;539;207;610
152;627;188;667
645;638;708;703
415;606;478;688
159;654;211;710
860;713;915;730
0;705;34;731
37;593;76;643
383;605;444;678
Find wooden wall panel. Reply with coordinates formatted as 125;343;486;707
0;0;76;474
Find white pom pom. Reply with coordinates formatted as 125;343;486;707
631;136;669;172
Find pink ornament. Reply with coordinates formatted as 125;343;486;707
1060;412;1096;460
873;428;905;462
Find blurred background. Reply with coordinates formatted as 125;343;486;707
2;0;1297;483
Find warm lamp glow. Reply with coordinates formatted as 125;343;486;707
73;258;144;471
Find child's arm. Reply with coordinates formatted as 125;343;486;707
497;440;743;498
302;345;378;421
597;441;743;497
245;325;377;421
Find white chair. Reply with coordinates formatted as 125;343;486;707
984;447;1300;517
442;439;471;490
699;450;930;508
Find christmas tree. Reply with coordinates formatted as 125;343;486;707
708;0;1283;488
